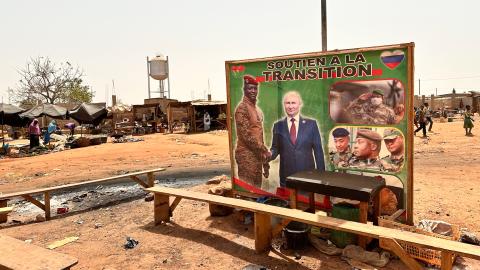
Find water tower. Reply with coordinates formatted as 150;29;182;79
146;54;170;99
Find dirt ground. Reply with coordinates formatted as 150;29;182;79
1;121;480;269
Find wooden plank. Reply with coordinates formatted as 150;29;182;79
21;195;45;211
170;197;182;213
0;207;13;214
380;237;423;270
254;212;271;253
388;209;406;221
129;175;148;188
154;194;170;225
289;188;297;209
357;201;368;248
0;168;166;200
0;234;78;270
44;192;51;221
441;251;454;270
407;44;415;225
147;172;155;187
145;186;480;260
0;200;8;223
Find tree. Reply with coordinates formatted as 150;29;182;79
60;78;93;104
11;57;92;105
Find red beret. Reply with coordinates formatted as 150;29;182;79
243;75;258;85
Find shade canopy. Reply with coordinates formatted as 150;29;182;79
0;103;26;127
19;104;68;120
68;103;108;125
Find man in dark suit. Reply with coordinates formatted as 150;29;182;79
269;91;325;187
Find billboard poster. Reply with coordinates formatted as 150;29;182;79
225;43;414;223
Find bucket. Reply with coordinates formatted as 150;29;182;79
284;221;311;250
330;204;359;248
262;197;288;227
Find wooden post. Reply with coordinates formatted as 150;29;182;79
147;172;155;187
374;188;383;225
289;188;297;209
254;212;272;253
308;192;315;213
379;237;423;270
441;251;454;270
154;194;170;225
0;199;8;223
44;192;51;220
357;201;368;248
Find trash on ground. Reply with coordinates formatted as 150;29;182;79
124;237;139;249
47;236;79;250
341;245;390;268
308;234;342;256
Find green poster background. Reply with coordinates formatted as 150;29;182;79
226;43;413;214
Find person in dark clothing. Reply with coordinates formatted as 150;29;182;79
414;105;427;137
29;119;41;148
424;102;433;132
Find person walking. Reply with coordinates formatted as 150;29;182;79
414;105;427;137
424;103;433;132
463;105;474;136
28;119;41;149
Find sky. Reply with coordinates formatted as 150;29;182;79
1;0;479;105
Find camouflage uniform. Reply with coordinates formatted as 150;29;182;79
380;155;404;173
349;129;384;170
380;128;405;173
347;102;396;125
234;96;268;187
330;147;353;168
348;156;384;170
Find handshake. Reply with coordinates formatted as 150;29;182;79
262;150;272;178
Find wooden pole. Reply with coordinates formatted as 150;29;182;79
254;212;272;253
44;192;51;220
154;194;170;225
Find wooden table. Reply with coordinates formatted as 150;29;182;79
286;170;386;248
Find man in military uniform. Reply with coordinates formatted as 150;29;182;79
345;89;396;125
329;127;353;168
234;75;270;188
349;129;383;170
380;129;405;173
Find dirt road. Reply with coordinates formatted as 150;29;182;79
1;122;480;269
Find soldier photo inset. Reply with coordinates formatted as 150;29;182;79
349;129;383;170
234;75;271;187
345;89;396;125
329;127;353;168
329;79;405;125
380;129;405;173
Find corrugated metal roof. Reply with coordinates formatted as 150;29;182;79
190;100;226;106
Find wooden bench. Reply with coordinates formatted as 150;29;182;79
145;186;480;270
0;168;165;223
0;234;78;270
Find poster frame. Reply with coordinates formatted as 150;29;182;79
225;42;415;224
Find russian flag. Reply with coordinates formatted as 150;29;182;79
380;50;405;69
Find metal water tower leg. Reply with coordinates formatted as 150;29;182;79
167;56;171;99
147;56;151;99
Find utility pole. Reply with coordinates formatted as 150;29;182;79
435;88;437;96
418;79;421;95
321;0;327;51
